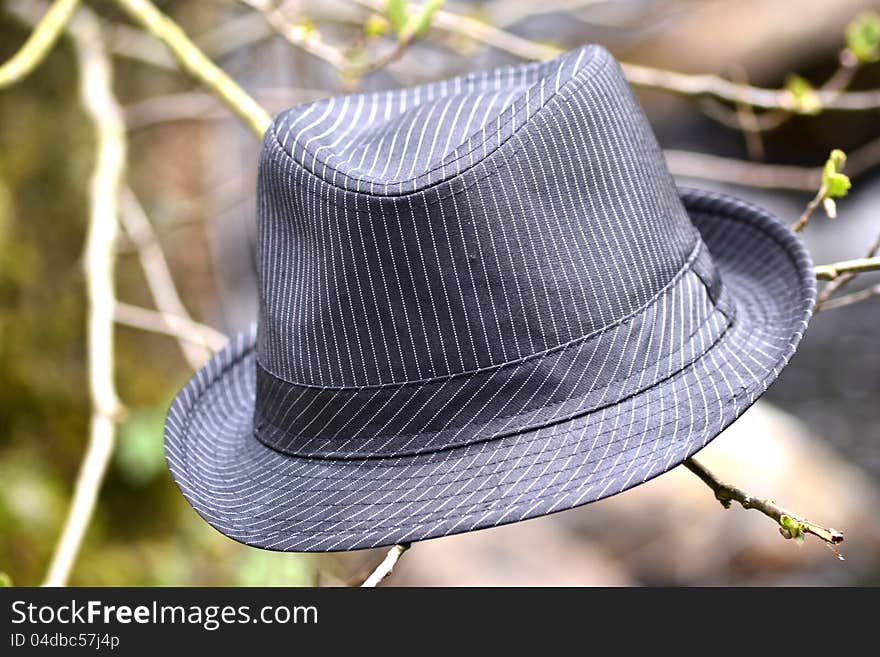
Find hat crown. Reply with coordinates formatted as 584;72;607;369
255;45;700;390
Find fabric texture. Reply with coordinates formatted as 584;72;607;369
164;45;815;552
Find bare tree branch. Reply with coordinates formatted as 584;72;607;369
791;185;828;233
352;0;880;112
0;0;80;89
816;232;880;310
124;88;326;129
479;0;612;28
360;543;411;587
104;21;176;70
683;458;844;558
43;3;126;587
816;283;880;311
815;256;880;281
238;0;350;70
668;135;880;191
696;49;862;134
119;188;214;368
664;150;821;191
111;0;271;137
114;301;227;352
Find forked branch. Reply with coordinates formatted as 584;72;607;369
111;0;271;136
42;3;126;587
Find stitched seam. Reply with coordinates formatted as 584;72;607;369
253;281;728;449
238;316;760;477
230;376;751;533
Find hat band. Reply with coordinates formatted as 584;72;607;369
252;240;734;459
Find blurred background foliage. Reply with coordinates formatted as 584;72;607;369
1;0;879;586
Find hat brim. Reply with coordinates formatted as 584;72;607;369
164;188;815;552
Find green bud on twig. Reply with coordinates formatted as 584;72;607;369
386;0;444;41
364;14;391;38
783;75;822;115
385;0;409;35
406;0;444;38
846;12;880;63
779;514;806;545
822;149;851;198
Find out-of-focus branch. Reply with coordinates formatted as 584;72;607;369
239;0;430;83
729;65;765;160
0;0;80;89
791;185;828;233
104;21;176;70
479;0;611;28
817;284;880;311
815;256;880;281
352;0;880;112
664;151;820;191
360;543;411;587
815;232;880;310
698;49;862;134
43;4;126;587
667;136;880;191
238;0;349;70
683;458;844;559
124;88;326;129
621;63;880;113
110;0;271;137
119;188;214;368
114;301;227;352
388;0;561;61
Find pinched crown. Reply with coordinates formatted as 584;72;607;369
255;45;701;391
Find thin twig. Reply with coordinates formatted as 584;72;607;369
816;284;880;311
683;458;844;559
814;256;880;281
240;0;419;83
238;0;350;70
0;0;80;89
114;301;228;351
670;135;880;191
346;36;415;81
43;4;126;587
111;0;271;137
351;0;880;112
193;10;275;59
360;543;411;587
815;232;880;310
697;49;862;134
729;64;764;161
791;185;827;233
119;187;214;368
481;0;611;28
104;21;176;70
124;88;326;129
664;150;821;191
621;62;880;112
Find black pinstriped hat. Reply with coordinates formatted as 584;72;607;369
164;45;815;552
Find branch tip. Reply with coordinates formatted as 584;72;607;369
683;458;845;560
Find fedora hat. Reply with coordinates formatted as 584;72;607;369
164;45;815;552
